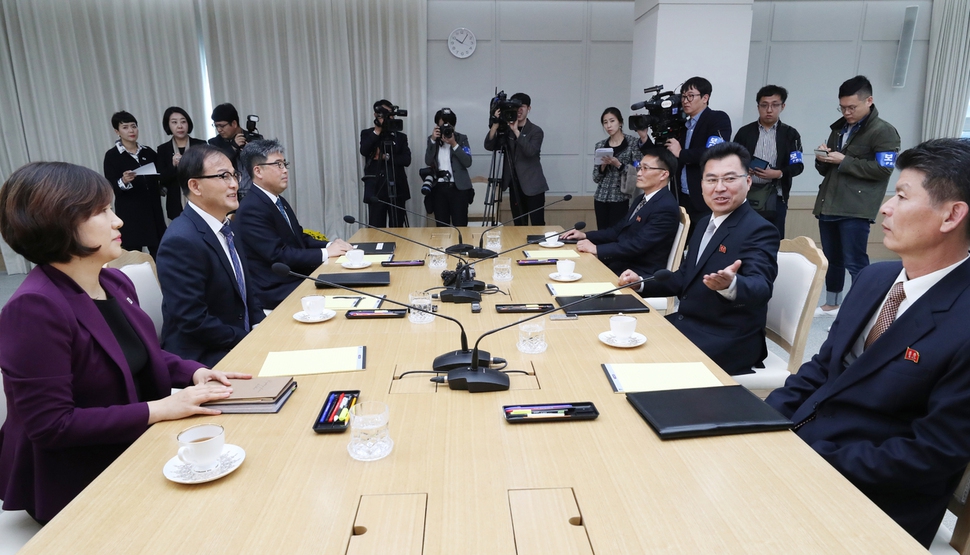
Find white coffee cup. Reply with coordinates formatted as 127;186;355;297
556;259;576;277
610;314;638;341
177;424;225;471
347;249;365;265
301;295;326;318
544;231;560;244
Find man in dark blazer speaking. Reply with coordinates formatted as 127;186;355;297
619;142;779;375
157;145;265;367
561;147;679;278
234;139;352;309
767;139;970;548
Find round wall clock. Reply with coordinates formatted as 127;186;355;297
448;27;476;59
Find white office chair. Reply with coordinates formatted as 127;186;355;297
0;509;43;555
105;250;163;340
734;236;827;398
946;465;970;553
645;207;689;314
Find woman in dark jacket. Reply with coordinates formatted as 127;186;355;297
156;107;206;220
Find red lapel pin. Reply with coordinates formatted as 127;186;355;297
718;244;726;253
636;216;641;222
904;348;919;363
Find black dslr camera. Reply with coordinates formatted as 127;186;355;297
439;123;455;141
488;90;522;129
628;85;687;143
243;115;264;142
375;105;408;133
419;167;453;195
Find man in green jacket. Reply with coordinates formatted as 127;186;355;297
814;75;900;316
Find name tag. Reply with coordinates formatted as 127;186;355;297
876;151;897;168
789;151;803;164
706;136;725;148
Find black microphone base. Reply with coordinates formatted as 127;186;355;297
458;279;486;292
466;248;497;259
446;367;510;392
439;288;481;303
432;349;491;372
445;243;474;255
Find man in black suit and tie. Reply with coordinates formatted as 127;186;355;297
664;76;732;239
561;147;679;277
767;139;970;548
619;142;779;375
234;139;352;309
157;145;265;367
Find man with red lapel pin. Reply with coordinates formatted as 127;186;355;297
767;138;970;548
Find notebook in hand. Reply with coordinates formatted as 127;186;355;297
314;271;391;288
626;385;792;439
554;294;650;315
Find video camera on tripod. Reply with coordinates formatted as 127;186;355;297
488;90;522;132
628;85;687;143
375;105;408;133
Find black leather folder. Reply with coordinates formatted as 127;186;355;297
626;385;792;440
553;294;651;315
314;271;391;288
351;242;396;254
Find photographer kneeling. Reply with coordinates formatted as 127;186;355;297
423;108;473;226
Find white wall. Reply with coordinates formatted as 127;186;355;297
427;0;636;197
744;0;932;195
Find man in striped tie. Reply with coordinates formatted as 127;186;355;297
235;139;351;309
767;138;970;548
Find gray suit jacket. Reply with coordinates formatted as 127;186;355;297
484;119;549;196
425;131;473;191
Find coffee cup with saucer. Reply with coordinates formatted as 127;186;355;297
163;424;246;484
550;260;580;282
599;314;647;348
539;231;564;248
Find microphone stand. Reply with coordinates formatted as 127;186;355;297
369;197;473;254
454;221;586;276
272;263;492;372
436;270;672;392
470;195;573;258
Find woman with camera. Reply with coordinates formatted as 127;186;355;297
592;107;640;230
423;108;473;226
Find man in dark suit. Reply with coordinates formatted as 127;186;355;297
619;142;779;375
360;99;411;227
664;76;732;239
484;92;549;225
234;139;352;309
766;139;970;548
157;145;265;367
562;147;680;277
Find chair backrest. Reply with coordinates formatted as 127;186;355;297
105;249;157;278
108;257;164;340
662;208;690;313
766;236;827;373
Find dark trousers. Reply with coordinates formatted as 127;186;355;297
818;216;871;295
431;184;470;227
594;199;630;231
753;197;788;239
367;197;407;228
165;184;184;221
509;188;545;226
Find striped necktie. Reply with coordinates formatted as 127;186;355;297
276;197;293;232
219;224;250;331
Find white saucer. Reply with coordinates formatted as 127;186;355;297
549;272;582;282
293;309;336;323
163;444;245;484
342;261;372;269
538;241;564;248
598;331;647;348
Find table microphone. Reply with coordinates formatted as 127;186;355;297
470;194;573;258
457;222;586;275
272;263;496;372
366;196;473;254
343;215;483;303
432;269;672;392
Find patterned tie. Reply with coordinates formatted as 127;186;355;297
275;197;293;232
680;117;696;194
864;282;905;350
695;219;717;264
629;195;648;221
220;224;250;331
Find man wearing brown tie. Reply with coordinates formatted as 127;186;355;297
767;138;970;548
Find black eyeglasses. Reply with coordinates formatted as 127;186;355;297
192;171;240;183
256;160;290;170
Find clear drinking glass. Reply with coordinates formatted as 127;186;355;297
517;316;547;354
484;229;502;251
347;401;393;462
408;291;435;324
492;257;512;281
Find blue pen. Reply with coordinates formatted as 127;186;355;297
319;394;337;424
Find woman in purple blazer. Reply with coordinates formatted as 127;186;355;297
0;162;249;523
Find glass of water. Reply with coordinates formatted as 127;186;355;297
408;291;435;324
428;248;448;269
492;256;512;281
517;316;547;354
484;229;502;251
347;401;393;462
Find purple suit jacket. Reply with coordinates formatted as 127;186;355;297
0;266;201;521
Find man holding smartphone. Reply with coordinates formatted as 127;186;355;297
733;85;804;238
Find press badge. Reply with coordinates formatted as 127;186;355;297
876;151;897;168
706;136;725;148
789;151;803;164
462;146;471;156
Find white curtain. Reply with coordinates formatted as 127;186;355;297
922;0;970;140
0;8;30;273
201;0;428;240
0;0;204;273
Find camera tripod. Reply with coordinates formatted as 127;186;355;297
378;133;409;228
482;131;522;226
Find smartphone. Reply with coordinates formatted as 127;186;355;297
549;313;578;321
312;390;360;433
382;260;424;267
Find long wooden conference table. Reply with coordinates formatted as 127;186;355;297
19;226;924;554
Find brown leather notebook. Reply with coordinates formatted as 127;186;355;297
203;377;294;405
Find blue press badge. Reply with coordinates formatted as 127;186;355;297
876;151;897;168
462;146;471;156
789;151;803;164
706;136;725;148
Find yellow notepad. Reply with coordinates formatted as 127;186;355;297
323;295;384;310
547;282;615;296
601;362;722;393
259;346;367;377
335;254;393;264
524;249;580;259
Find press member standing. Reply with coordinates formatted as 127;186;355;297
424;108;473;226
592;107;640;230
156;106;206;220
360;99;411;227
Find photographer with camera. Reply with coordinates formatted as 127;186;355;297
423;108;473;226
484;92;549;226
360;99;411;227
209;103;260;199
